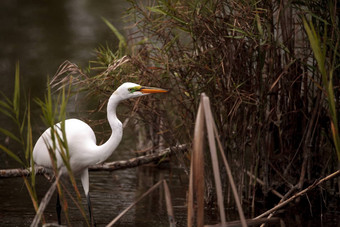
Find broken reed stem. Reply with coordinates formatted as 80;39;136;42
202;95;226;225
187;149;195;227
193;98;205;227
106;180;163;227
30;174;60;227
188;94;248;226
211;117;247;226
204;94;247;227
163;180;176;227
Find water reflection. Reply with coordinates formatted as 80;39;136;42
0;0;129;165
97;164;188;226
0;0;128;98
0;163;189;226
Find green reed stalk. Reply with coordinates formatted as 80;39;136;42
35;80;90;226
0;63;40;219
303;17;340;161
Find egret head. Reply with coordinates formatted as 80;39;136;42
114;82;168;101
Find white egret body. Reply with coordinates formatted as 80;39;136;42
32;82;168;226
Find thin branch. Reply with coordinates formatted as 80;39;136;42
254;170;340;220
30;174;61;227
106;180;163;227
0;145;187;178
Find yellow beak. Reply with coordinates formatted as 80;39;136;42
140;86;168;94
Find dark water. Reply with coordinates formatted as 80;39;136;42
0;164;189;226
0;0;127;98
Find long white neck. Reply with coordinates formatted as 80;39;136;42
96;93;123;163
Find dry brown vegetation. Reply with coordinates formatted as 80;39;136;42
50;0;340;221
0;0;339;225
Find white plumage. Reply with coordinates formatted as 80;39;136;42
32;82;167;225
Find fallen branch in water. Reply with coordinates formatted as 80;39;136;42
0;167;45;178
0;144;187;178
90;144;186;171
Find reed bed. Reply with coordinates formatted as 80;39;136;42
48;0;340;222
0;0;339;225
57;0;338;214
121;0;340;210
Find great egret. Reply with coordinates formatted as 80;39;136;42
32;82;168;226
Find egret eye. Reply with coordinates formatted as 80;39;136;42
128;86;142;93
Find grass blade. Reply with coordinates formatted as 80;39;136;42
0;128;22;144
0;144;24;166
212;113;247;227
23;177;40;220
102;17;127;55
303;17;340;160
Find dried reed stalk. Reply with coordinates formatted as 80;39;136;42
187;152;195;227
188;93;249;226
163;180;176;227
193;97;205;227
202;95;226;225
124;1;340;210
209;104;247;226
203;94;247;227
31;174;61;227
187;97;207;227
